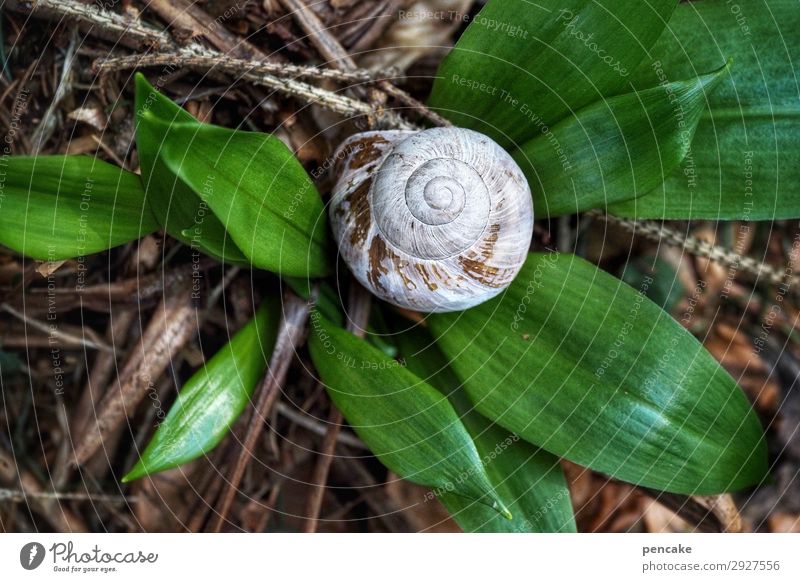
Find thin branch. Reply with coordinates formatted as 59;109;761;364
94;50;400;85
590;210;796;287
4;0;175;49
0;487;138;504
0;303;113;352
72;277;197;466
275;402;367;450
211;291;312;532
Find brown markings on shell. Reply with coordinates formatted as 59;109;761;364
458;255;506;288
345;178;372;248
347;135;391;170
367;235;421;298
480;224;501;260
430;264;451;287
414;263;439;292
455;223;505;288
394;259;417;291
368;236;392;293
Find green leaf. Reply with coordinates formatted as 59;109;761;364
429;253;767;495
135;74;331;276
154;120;331;278
620;256;684;314
123;297;280;482
514;65;727;217
308;313;511;518
610;0;800;219
428;0;679;149
0;156;157;260
134;74;248;264
396;327;576;533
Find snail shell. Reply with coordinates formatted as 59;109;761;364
329;127;533;313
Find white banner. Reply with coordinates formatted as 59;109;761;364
0;533;798;581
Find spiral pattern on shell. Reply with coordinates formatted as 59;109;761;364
330;127;533;313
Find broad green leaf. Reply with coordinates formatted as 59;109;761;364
308;313;511;518
397;327;576;533
135;74;330;276
514;65;727;217
0;156;157;260
620;256;684;314
428;0;679;149
135;73;248;264
123;297;280;482
429;253;767;495
154;120;331;278
610;0;800;219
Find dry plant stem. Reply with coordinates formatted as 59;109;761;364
12;0;412;128
278;0;359;70
590;211;796;287
72;277;197;466
275;402;366;450
642;489;742;533
3;0;175;49
279;0;431;129
0;487;137;504
211;291;312;532
94;48;410;126
145;0;265;60
302;406;342;532
303;284;372;532
94;51;396;85
0;448;87;532
348;0;410;53
0;303;112;352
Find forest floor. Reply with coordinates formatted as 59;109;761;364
0;0;798;533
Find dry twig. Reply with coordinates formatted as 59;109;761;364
72;277;197;466
211;291;312;531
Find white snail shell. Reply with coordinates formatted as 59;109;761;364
329;127;533;313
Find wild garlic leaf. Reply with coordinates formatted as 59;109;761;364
0;156;157;260
429;253;767;495
157;121;331;278
123;297;280;482
308;313;511;519
396;327;576;533
610;0;800;219
134;73;249;265
514;64;728;217
428;0;679;149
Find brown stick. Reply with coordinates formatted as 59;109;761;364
278;0;433;128
72;277;197;466
642;489;742;533
94;51;397;85
144;0;265;60
0;448;87;532
590;210;794;287
3;0;175;50
210;291;311;531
